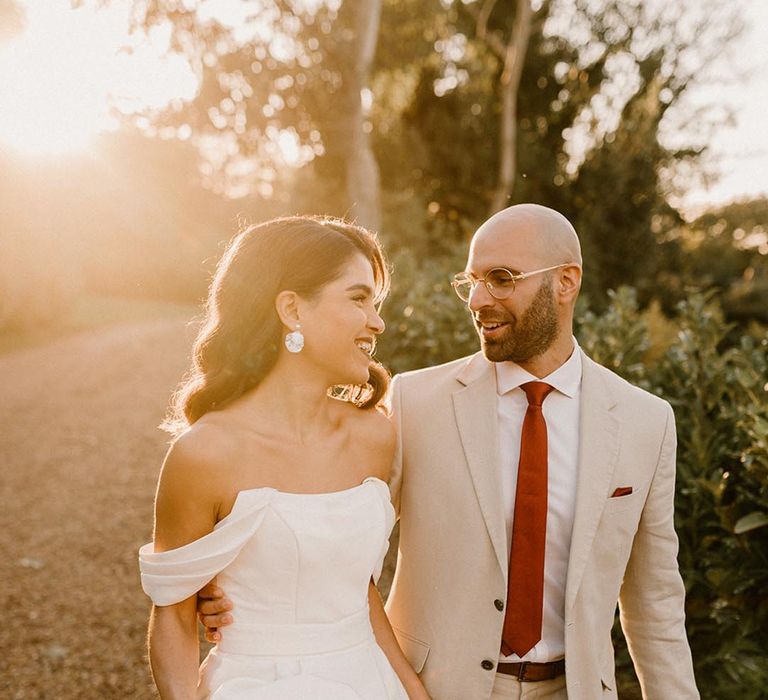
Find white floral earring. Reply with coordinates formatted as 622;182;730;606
284;323;304;353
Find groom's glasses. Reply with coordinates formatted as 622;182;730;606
451;264;572;303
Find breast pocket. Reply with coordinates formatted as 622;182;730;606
604;490;642;514
595;493;643;570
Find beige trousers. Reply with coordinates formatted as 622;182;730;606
490;672;567;699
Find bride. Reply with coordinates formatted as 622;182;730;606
139;216;429;699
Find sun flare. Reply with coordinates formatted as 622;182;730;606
0;3;112;156
0;1;197;158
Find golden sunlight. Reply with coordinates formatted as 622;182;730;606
0;1;197;157
0;5;103;155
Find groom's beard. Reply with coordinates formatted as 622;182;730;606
475;276;559;363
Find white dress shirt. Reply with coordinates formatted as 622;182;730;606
496;340;582;664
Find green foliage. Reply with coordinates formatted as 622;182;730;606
675;199;768;324
371;0;734;312
124;0;766;322
377;248;478;374
574;288;768;699
374;0;612;231
574;287;651;387
653;297;768;699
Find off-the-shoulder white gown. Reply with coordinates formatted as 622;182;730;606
139;476;409;699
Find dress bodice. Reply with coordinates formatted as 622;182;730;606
139;477;407;699
139;477;394;624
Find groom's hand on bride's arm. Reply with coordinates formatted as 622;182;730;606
197;580;234;643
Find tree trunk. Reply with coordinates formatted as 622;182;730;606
341;0;383;231
489;0;533;215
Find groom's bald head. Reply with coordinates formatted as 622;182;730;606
470;203;582;269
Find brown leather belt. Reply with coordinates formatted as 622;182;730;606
496;659;565;682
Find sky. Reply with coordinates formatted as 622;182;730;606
676;0;768;213
0;0;766;213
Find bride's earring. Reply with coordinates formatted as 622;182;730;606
284;323;305;353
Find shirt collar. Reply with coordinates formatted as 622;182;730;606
495;338;582;398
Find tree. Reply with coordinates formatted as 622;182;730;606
462;0;535;214
561;0;742;306
330;0;383;229
121;0;744;312
129;0;384;229
373;0;740;305
373;0;617;233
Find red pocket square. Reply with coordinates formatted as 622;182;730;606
611;486;633;498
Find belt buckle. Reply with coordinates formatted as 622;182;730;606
517;661;529;681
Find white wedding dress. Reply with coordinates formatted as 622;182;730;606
139;476;409;699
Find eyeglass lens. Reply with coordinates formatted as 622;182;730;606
454;269;516;301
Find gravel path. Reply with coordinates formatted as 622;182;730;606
0;319;196;699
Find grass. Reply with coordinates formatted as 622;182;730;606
0;294;198;356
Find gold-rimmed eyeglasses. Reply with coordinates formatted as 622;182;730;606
451;263;572;303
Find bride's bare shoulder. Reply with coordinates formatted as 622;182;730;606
157;419;236;502
151;420;238;549
167;417;236;469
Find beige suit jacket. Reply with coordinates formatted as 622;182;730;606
384;350;698;700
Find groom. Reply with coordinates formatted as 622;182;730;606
199;204;699;699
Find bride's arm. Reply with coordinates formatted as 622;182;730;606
368;581;431;700
148;597;200;700
146;431;224;699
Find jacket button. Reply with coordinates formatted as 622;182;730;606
494;599;504;611
481;659;495;671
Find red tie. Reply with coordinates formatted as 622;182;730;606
501;381;554;657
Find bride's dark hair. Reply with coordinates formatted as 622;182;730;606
163;216;391;436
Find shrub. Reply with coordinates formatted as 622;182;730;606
578;289;768;699
378;249;477;374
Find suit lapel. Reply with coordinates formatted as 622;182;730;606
565;352;621;614
452;354;507;576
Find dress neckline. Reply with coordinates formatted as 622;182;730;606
238;475;385;499
215;476;387;529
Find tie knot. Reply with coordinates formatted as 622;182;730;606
521;381;553;407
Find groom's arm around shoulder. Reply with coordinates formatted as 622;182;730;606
614;380;699;698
